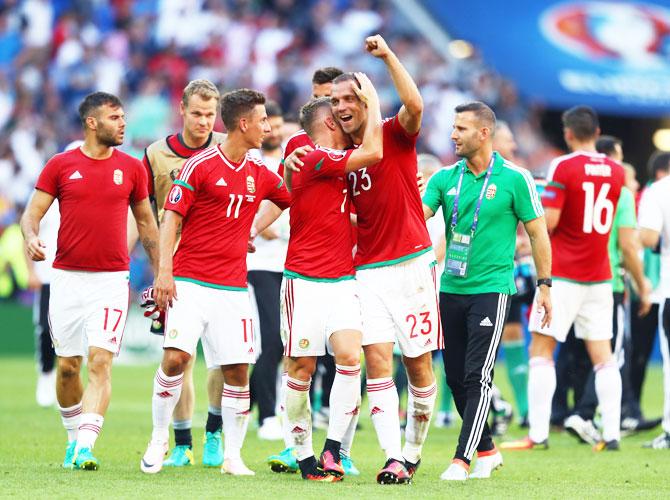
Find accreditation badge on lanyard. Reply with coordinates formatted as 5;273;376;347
445;156;495;278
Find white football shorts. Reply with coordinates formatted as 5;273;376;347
281;276;362;357
164;279;256;368
356;251;442;358
528;279;613;342
49;269;130;357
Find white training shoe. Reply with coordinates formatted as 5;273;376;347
564;415;601;445
257;416;283;441
140;440;168;474
221;458;255;476
469;451;503;479
36;370;56;407
440;461;468;481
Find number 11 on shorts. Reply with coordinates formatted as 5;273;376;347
241;318;253;343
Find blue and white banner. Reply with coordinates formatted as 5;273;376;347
423;0;670;116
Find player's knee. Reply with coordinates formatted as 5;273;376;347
57;357;81;380
87;355;112;381
162;348;190;375
288;357;316;381
334;351;359;367
363;346;393;378
529;334;555;359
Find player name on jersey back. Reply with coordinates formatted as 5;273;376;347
542;151;624;283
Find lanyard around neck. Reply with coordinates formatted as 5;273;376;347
450;155;495;236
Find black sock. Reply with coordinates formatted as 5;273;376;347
174;428;192;448
298;456;318;477
323;438;341;458
206;412;222;434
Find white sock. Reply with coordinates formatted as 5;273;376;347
528;357;556;444
152;367;183;443
366;377;403;462
327;364;361;443
341;394;361;458
285;376;313;460
279;371;292;449
76;413;104;451
221;384;251;460
595;360;622;442
59;402;82;443
403;381;437;463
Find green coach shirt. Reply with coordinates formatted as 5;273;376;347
608;187;637;293
423;152;544;295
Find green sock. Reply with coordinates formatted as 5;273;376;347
503;340;529;418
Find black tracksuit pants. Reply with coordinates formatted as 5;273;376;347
441;292;510;464
248;271;284;425
34;284;55;373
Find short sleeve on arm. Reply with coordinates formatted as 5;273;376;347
422;170;446;214
638;185;663;232
142;151;155;197
513;168;545;222
307;148;352;179
165;159;199;217
35;156;61;197
131;158;149;203
386;115;419;148
541;159;567;210
616;187;637;229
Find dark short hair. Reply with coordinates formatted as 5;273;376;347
299;97;332;137
312;67;344;85
264;100;283;119
220;89;266;131
331;72;358;87
595;135;622;157
648;150;670;179
454;101;496;129
562;105;599;140
78;92;123;125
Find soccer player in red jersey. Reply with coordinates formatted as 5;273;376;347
134;80;228;469
21;92;160;470
140;89;290;476
505;106;625;451
281;73;382;482
331;35;440;483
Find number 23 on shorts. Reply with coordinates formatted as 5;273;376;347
406;311;433;339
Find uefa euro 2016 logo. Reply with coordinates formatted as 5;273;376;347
540;1;670;68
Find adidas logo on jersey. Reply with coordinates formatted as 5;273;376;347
370;406;384;416
216;177;227;186
424;338;432;347
109;336;117;345
248;347;254;354
69;170;83;180
480;317;493;327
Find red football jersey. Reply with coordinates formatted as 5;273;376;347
349;116;431;268
542;151;625;282
280;129;314;178
35;147;148;272
165;145;290;289
284;146;355;279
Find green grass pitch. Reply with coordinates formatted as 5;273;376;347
1;357;669;499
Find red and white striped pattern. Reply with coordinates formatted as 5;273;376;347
60;405;82;418
430;265;444;350
78;423;101;435
336;365;361;377
366;378;395;393
155;370;183;389
409;383;437;399
286;378;310;392
222;387;251;399
178;147;218;184
283;280;295;356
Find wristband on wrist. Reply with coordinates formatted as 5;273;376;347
536;278;552;288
